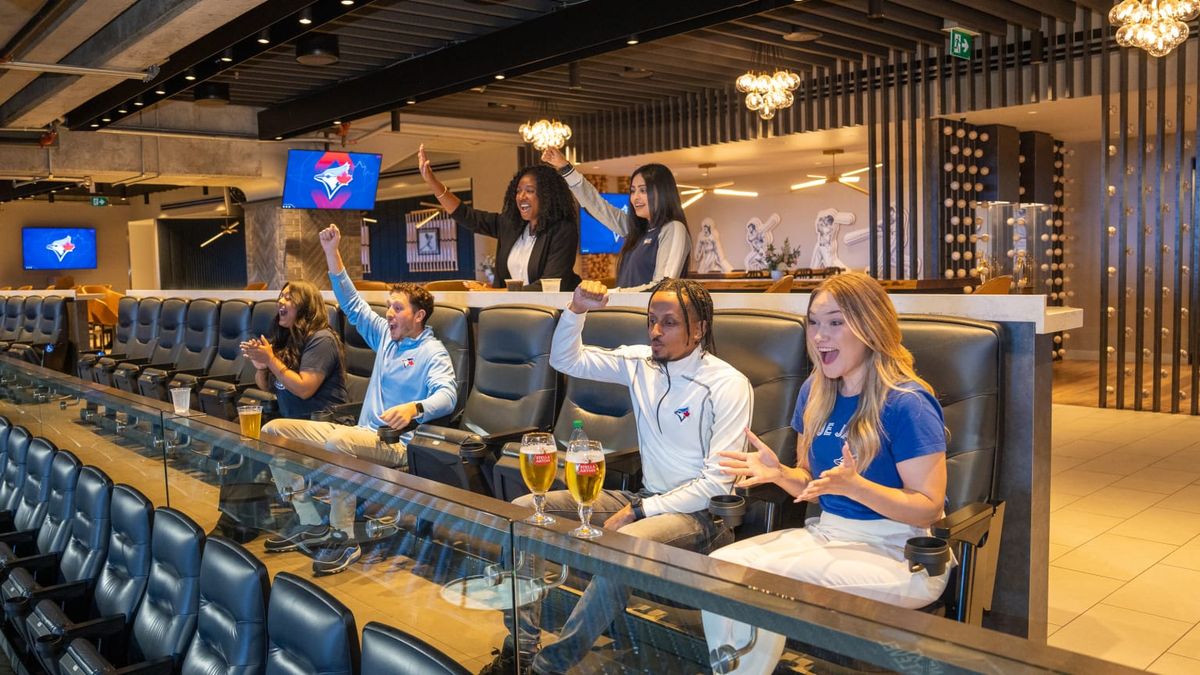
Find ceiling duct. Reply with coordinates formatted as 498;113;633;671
296;33;339;66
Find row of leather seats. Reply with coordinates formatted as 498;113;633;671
0;296;68;371
0;415;468;675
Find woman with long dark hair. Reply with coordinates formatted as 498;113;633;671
418;143;581;291
241;280;347;419
701;272;950;674
543;146;690;291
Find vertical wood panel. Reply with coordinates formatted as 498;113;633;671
1117;46;1129;408
1099;23;1111;407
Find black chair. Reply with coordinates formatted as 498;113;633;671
198;299;278;420
0;450;80;572
56;508;204;674
425;302;472;426
137;299;221;401
167;299;253;408
0;298;26;352
25;484;152;674
112;298;188;394
264;572;359;675
179;536;269;675
492;306;648;502
0;296;39;352
0;416;10;469
0;437;57;537
0;425;31;514
900;315;1005;625
711;309;809;535
7;296;68;370
361;621;469;675
93;298;161;387
409;305;559;496
1;466;112;648
78;296;138;382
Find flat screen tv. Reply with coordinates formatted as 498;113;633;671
579;192;629;255
22;227;98;270
281;149;383;210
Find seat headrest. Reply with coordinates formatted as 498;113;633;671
111;484;153;541
476;305;558;363
361;621;469;675
49;450;81;488
151;508;205;577
76;466;114;519
269;572;359;673
200;537;268;620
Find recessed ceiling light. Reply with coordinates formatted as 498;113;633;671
184;69;197;81
406;98;416;105
117;108;127;114
626;35;639;45
256;29;271;45
275;136;283;140
133;98;145;106
298;8;313;24
340;0;355;5
101;117;111;122
155;88;167;95
220;48;234;63
90;123;99;128
494;73;506;80
333;120;341;125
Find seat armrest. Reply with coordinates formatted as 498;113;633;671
167;367;207;378
605;445;641;471
3;551;60;573
199;372;239;385
931;500;1000;545
0;528;37;544
115;657;175;675
114;356;152;366
61;613;126;640
28;579;89;602
328;401;363;420
480;426;539;447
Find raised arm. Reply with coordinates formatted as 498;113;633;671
549;281;633;385
543;147;631;237
320;224;389;350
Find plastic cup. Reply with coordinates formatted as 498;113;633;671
541;278;561;293
237;405;263;439
505;279;524;292
170;387;191;416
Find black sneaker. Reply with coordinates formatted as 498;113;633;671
263;523;331;553
311;533;362;576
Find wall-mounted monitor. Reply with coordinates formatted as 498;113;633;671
22;227;98;270
579;192;629;255
281;149;383;210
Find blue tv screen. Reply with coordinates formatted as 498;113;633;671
580;192;628;254
22;227;98;270
281;149;383;210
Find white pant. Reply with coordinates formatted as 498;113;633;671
702;512;951;675
262;419;406;534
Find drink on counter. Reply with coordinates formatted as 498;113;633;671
520;432;558;525
566;439;605;539
237;405;263;439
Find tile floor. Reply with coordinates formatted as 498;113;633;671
1048;404;1200;672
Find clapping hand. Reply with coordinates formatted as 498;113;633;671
240;335;273;369
717;428;784;488
796;443;863;502
569;280;609;314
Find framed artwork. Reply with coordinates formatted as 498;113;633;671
417;227;441;256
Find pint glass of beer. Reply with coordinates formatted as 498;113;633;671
566;439;605;539
520;432;557;525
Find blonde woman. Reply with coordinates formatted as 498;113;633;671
703;272;949;675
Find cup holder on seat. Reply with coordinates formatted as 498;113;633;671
708;494;747;529
904;536;951;577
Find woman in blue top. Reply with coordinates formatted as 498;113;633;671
703;272;950;675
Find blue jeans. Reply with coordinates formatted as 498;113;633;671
510;489;725;673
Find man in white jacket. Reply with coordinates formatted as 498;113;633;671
486;278;753;675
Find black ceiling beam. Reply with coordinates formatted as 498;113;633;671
258;0;798;140
781;3;945;44
950;0;1043;30
698;26;867;63
1012;0;1077;22
886;0;1009;35
821;0;944;33
64;0;380;131
1072;0;1113;14
731;15;920;52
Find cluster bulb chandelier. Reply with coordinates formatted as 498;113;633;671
519;102;572;151
1109;0;1199;57
735;45;799;120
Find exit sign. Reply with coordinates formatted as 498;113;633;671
90;196;108;207
949;28;974;60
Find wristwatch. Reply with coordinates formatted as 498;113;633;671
413;402;424;418
556;162;575;177
629;495;646;521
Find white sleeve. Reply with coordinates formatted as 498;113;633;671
642;374;752;517
564;168;631;237
549;309;636;386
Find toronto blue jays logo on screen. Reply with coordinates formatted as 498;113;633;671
46;235;77;262
282;150;383;210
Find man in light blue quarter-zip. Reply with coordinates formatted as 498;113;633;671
261;223;457;576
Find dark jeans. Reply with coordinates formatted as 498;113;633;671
508;489;726;673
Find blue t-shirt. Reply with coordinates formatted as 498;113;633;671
274;328;348;420
790;378;946;520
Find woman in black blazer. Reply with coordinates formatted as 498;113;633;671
417;144;581;291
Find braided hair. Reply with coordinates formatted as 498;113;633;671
648;278;715;354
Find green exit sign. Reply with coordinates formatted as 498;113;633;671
90;196;108;207
949;28;974;60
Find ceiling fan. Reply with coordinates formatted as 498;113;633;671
200;220;239;248
790;149;877;195
416;198;473;228
678;163;758;208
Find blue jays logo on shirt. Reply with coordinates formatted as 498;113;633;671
402;357;415;367
674;406;691;422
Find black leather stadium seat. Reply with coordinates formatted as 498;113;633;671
78;296;137;382
137;299;221;401
179;536;269;675
361;621;469;675
0;450;80;568
93;297;160;387
265;572;359;675
113;298;188;394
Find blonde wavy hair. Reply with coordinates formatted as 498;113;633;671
798;272;936;472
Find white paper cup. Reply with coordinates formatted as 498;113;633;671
170;387;191;416
541;278;561;293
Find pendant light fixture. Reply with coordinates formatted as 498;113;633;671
1109;0;1198;57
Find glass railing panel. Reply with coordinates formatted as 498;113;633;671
509;520;1134;674
156;409;524;673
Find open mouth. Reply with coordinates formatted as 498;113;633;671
818;347;838;365
518;202;532;215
